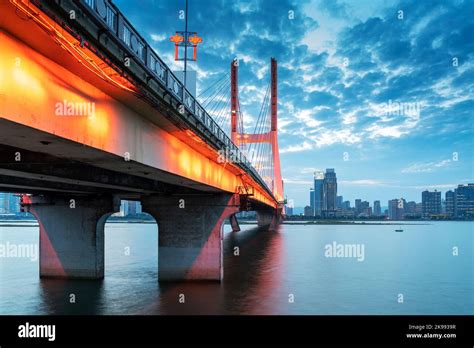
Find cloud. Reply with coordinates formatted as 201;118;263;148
282;178;313;184
309;128;362;147
300;167;320;174
150;33;167;42
280;141;313;153
401;159;452;173
113;0;474;206
407;184;460;190
293;108;324;128
339;179;388;186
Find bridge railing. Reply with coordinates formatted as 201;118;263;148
72;0;270;196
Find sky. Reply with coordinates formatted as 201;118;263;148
114;0;473;207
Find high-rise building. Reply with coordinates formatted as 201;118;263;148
119;200;129;217
336;196;343;209
403;201;418;218
405;201;417;214
422;190;441;218
454;184;474;218
285;197;294;216
359;201;370;216
373;200;381;216
388;199;397;219
355;199;362;215
415;202;423;215
406;201;416;213
304;205;313;217
128;201;142;215
309;188;315;216
322;168;337;216
388;198;406;220
0;193;20;214
0;193;9;214
342;200;351;211
314;171;324;216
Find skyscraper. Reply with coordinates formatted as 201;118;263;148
388;199;398;219
422;190;441;218
314;170;324;216
285;198;294;216
342;200;351;211
359;201;370;216
120;200;129;217
0;193;9;214
454;184;474;218
336;196;343;209
10;194;20;213
127;201;142;215
323;168;337;216
355;199;362;215
309;188;315;216
373;200;381;216
0;193;20;214
388;198;406;220
405;201;417;214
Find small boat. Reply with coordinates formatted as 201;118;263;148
395;225;403;232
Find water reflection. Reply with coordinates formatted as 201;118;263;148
223;226;284;314
39;278;104;315
141;225;284;315
1;222;472;315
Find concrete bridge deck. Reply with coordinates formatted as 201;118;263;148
0;0;282;282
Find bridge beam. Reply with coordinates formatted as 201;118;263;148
21;195;116;279
142;193;240;281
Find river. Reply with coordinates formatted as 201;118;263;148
0;221;472;315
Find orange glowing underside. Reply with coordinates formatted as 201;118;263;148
0;9;276;208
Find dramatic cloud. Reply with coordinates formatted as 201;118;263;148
115;0;473;205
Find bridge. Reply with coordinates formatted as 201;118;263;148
0;0;284;281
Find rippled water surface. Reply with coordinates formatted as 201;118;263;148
0;221;472;314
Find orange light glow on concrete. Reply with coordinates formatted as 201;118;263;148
87;109;110;139
185;195;238;280
0;51;46;102
0;30;276;208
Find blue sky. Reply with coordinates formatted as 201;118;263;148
115;0;473;207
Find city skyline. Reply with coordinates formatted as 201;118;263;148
295;168;473;209
295;168;473;219
114;0;473;206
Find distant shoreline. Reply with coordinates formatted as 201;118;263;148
2;220;472;228
237;221;431;225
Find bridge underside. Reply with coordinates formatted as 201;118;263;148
0;1;282;281
0;119;219;196
0;119;280;281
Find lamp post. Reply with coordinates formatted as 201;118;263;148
170;0;202;90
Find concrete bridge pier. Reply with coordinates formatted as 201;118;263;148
257;209;282;231
142;193;240;281
21;195;115;279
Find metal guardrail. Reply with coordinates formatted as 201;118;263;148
74;0;272;196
